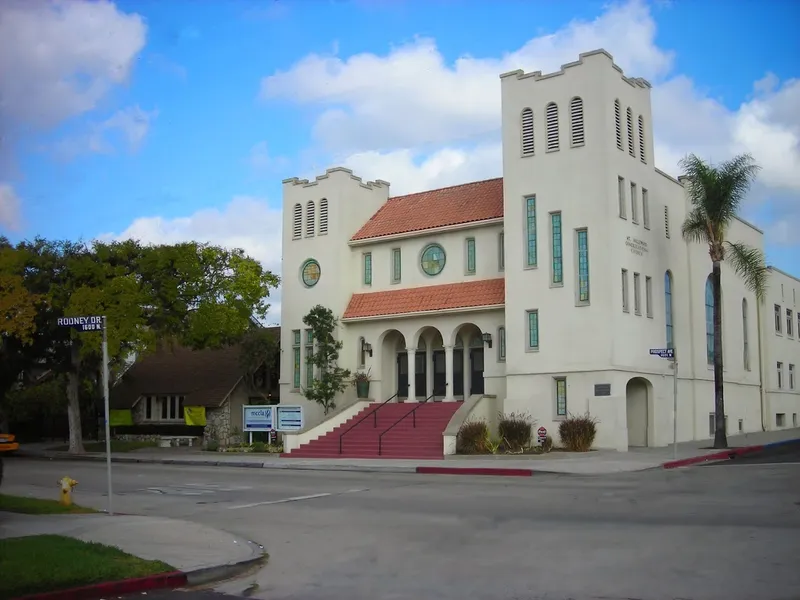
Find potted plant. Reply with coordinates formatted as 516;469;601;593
353;369;372;399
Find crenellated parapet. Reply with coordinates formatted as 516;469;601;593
282;167;390;191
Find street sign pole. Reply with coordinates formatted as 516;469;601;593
101;316;113;516
672;354;678;461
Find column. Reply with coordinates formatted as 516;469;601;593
406;348;416;402
444;345;455;402
462;348;471;400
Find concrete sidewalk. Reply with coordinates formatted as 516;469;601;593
0;512;266;586
15;427;800;475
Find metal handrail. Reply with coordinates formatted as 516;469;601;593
338;392;399;454
378;392;435;456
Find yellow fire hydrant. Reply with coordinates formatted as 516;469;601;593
58;476;78;506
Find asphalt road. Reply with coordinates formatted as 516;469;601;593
704;440;800;466
4;456;800;600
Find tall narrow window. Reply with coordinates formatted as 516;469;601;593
521;108;535;156
363;252;372;285
319;198;329;234
525;196;537;267
292;330;301;389
391;248;401;283
664;205;670;238
550;212;563;285
618;177;626;219
622;269;630;313
645;276;653;317
790;364;796;390
306;201;315;237
706;276;715;364
634;272;642;315
777;362;783;388
787;309;794;337
545;102;559;152
614;100;623;150
665;271;674;349
498;326;506;362
576;228;590;304
305;329;314;388
555;378;567;417
642;188;650;229
775;304;782;333
465;238;476;274
570;97;585;147
358;336;366;368
526;310;539;350
292;203;302;239
498;231;505;271
630;182;639;223
742;298;750;371
638;115;646;163
626;107;634;157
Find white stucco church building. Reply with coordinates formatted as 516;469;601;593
278;49;800;452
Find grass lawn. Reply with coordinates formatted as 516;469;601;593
0;534;174;598
0;494;97;515
48;440;158;453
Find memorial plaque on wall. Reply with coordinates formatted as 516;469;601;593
594;384;612;397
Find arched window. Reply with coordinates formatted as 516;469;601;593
570;97;585;147
742;298;750;371
638;115;646;163
306;201;315;237
521;108;535;156
626;107;634;157
319;198;329;235
665;271;674;349
545;102;559;152
705;275;715;364
614;100;623;151
292;203;302;239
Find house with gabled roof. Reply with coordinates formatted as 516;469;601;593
110;329;279;445
278;49;800;458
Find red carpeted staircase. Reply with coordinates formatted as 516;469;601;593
281;401;460;459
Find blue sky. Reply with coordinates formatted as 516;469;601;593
1;0;798;322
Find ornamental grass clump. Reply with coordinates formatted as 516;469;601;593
558;413;598;452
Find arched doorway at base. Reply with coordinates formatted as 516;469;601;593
626;377;652;447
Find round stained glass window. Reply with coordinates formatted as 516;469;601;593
420;244;446;276
301;259;321;287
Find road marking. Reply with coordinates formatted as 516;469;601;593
228;488;370;510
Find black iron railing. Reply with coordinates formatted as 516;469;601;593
377;392;435;456
338;393;399;454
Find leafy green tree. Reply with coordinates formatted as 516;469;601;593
239;326;279;402
301;305;351;415
680;153;768;449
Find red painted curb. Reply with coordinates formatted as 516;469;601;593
15;571;188;600
662;444;765;469
416;466;533;477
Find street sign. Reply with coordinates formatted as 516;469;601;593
56;314;113;516
537;426;547;445
276;405;304;432
57;316;105;332
649;348;674;359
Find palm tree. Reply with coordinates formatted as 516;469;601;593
680;153;768;449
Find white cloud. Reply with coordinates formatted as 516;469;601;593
248;141;289;175
54;105;158;159
260;0;800;230
0;183;23;232
0;0;147;128
101;196;284;323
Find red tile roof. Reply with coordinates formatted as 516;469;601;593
342;279;505;320
351;177;503;241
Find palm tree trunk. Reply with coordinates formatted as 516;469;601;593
712;261;727;449
67;342;85;454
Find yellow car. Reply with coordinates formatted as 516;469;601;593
0;433;19;453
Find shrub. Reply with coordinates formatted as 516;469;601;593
498;412;534;452
251;442;267;453
205;440;220;452
541;435;554;452
457;420;490;454
558;413;598;452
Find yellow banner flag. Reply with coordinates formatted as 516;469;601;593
184;406;207;426
109;409;133;426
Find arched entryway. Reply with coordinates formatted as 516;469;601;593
379;329;406;399
625;377;652;447
451;323;485;397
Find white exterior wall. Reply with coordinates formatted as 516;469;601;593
279;49;800;449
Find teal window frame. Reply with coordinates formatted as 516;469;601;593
498;327;506;361
555;378;567;416
301;258;321;288
498;231;505;271
391;248;401;283
526;310;539;350
420;243;446;276
363;252;372;285
551;212;562;284
526;196;537;267
292;330;301;389
466;238;476;274
576;228;589;303
305;329;314;387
